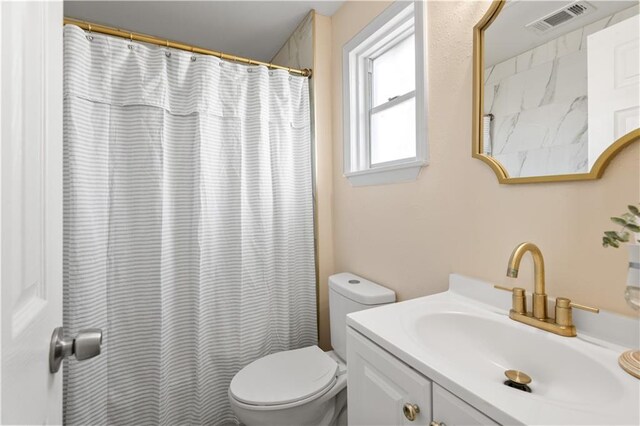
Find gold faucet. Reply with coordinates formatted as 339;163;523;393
507;242;547;320
495;242;599;337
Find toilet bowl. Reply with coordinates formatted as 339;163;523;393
229;273;395;426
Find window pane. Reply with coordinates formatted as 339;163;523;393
372;34;416;107
370;96;416;165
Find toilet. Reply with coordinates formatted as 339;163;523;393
228;272;396;425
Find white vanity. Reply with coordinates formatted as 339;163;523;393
346;274;640;425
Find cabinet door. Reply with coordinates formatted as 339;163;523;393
432;384;499;426
347;328;431;425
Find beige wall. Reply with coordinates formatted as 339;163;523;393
322;0;640;347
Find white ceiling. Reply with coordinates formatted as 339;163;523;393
485;0;637;66
64;1;345;62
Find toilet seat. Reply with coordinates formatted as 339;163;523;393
229;346;338;407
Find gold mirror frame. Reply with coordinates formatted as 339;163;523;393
472;0;640;184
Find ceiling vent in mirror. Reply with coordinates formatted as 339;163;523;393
525;1;595;34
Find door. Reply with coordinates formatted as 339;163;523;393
587;14;640;169
347;328;432;426
1;1;64;424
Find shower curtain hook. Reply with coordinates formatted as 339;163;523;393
165;39;171;58
128;32;134;50
86;23;94;41
190;47;196;62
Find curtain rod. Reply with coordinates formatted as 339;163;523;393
63;17;313;78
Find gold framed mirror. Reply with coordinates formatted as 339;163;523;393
473;0;640;184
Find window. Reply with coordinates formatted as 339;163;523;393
343;1;427;186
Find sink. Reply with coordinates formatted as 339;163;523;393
347;274;640;425
410;311;624;406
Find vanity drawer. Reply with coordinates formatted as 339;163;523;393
432;384;499;426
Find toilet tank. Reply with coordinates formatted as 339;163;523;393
329;273;395;361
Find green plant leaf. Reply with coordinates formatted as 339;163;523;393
602;205;640;247
622;212;636;222
611;217;629;226
603;235;621;248
604;231;629;242
626;224;640;233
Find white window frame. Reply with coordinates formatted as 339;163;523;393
343;1;428;186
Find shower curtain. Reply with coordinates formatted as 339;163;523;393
62;25;317;425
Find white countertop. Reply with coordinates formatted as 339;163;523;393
346;274;640;425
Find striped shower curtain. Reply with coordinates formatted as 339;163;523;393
62;24;317;425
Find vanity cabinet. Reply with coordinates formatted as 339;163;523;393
347;328;498;426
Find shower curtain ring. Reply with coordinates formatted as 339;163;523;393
128;32;134;50
165;39;171;58
86;23;94;41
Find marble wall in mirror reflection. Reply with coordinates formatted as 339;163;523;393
483;4;639;178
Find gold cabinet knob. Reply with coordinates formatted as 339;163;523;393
402;403;420;421
430;422;446;426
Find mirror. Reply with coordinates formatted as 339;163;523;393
473;0;640;183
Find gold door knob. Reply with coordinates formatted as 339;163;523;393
402;403;420;421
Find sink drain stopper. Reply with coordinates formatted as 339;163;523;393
504;369;532;393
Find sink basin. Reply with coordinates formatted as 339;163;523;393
347;274;640;425
411;311;624;406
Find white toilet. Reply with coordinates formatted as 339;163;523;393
228;272;396;426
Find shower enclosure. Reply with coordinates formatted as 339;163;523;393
62;21;317;425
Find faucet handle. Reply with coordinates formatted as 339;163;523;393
494;284;526;296
494;285;527;314
555;297;599;330
568;299;599;314
555;297;599;313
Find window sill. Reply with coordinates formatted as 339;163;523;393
344;159;426;186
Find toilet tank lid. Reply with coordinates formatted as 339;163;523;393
329;273;396;305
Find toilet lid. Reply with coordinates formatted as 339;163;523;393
229;346;338;406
